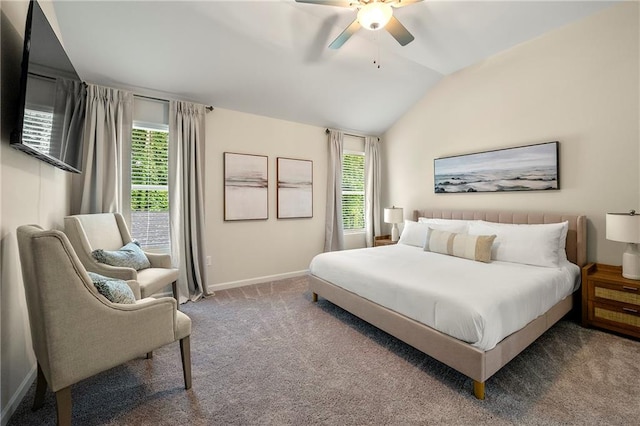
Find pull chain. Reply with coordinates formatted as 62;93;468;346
372;32;381;69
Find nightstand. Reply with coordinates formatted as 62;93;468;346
582;263;640;339
374;235;397;247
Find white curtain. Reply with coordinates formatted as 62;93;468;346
169;100;209;303
52;78;86;168
364;136;381;247
324;130;344;252
72;85;132;214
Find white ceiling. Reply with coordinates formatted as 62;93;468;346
52;0;617;135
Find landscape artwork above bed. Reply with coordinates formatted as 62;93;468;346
434;141;559;193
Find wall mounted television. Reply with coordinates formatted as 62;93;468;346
10;0;86;173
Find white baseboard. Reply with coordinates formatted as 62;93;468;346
207;270;309;293
154;270;309;301
1;363;36;426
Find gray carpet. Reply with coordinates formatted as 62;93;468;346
7;276;640;425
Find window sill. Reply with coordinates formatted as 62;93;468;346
343;229;365;235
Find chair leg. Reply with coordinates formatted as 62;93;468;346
180;336;192;390
32;363;47;411
146;351;153;359
55;386;72;426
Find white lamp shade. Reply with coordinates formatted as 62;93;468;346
384;207;403;224
606;213;640;243
357;2;393;31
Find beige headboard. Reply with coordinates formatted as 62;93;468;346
413;209;587;267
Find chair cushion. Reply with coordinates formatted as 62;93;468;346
92;242;151;271
136;267;180;298
87;272;136;304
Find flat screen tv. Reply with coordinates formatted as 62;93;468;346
10;0;86;173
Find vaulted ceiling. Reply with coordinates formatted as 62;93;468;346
52;1;617;135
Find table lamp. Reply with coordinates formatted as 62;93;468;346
384;206;404;242
606;210;640;280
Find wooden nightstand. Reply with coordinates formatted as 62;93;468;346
374;235;397;247
582;263;640;339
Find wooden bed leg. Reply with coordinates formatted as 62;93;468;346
473;381;485;400
312;292;318;303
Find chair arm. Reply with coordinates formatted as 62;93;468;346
89;262;137;281
112;295;177;312
126;280;141;300
49;296;181;391
144;251;173;269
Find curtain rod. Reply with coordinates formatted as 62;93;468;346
325;128;380;141
134;94;214;111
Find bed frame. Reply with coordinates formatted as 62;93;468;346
310;209;587;399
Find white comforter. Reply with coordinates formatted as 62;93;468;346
309;244;580;351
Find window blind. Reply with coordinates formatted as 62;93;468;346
342;152;365;230
22;109;53;154
130;127;170;248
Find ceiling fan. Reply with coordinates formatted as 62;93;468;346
295;0;423;49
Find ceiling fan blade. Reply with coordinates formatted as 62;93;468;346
295;0;358;8
329;19;361;49
385;15;415;46
390;0;424;8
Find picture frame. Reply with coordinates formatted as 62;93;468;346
434;141;559;193
277;157;313;219
224;152;268;221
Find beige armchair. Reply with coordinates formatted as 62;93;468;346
64;213;179;300
16;225;192;425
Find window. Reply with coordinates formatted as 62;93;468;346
22;109;53;154
130;126;170;249
342;151;365;231
21;74;55;155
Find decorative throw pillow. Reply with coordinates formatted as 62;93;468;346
424;228;496;263
87;272;136;304
92;241;151;271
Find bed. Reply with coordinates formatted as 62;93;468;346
308;209;587;399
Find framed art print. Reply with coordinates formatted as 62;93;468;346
434;141;559;193
277;157;313;219
224;152;268;220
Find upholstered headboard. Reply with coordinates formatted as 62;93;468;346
412;209;587;267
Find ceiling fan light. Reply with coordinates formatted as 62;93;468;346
357;2;393;31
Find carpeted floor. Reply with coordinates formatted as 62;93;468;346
8;276;640;425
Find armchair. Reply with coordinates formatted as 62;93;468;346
16;225;192;425
64;213;179;300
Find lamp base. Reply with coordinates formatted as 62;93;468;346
622;243;640;280
391;224;399;242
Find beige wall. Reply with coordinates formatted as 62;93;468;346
0;0;72;422
382;2;639;265
204;108;332;289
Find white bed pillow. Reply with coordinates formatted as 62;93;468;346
467;221;568;268
558;222;569;262
397;221;431;247
398;220;467;247
417;217;475;233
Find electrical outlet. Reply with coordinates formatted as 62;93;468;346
206;256;212;266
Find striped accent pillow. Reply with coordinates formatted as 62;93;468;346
424;229;496;263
